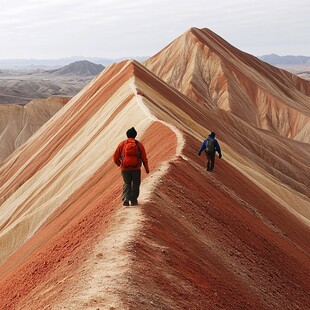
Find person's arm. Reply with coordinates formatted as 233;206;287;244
113;141;124;166
198;140;206;155
215;140;222;158
139;142;149;173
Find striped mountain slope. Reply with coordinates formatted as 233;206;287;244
0;31;309;309
144;27;310;142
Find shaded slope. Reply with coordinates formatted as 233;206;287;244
0;60;309;310
144;27;310;142
0;97;69;163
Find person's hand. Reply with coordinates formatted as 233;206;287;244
219;153;222;159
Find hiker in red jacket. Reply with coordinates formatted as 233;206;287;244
113;127;149;206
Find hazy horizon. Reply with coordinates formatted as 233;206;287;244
1;53;310;62
0;55;150;61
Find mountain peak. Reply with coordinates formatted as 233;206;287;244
144;28;310;142
47;60;105;76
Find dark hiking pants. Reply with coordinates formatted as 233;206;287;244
121;169;141;203
206;152;215;171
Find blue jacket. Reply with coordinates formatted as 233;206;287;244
199;135;221;155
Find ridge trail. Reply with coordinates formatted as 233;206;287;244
51;82;185;309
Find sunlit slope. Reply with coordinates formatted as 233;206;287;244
144;27;310;142
0;61;160;266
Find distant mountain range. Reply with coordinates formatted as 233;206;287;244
2;54;310;71
0;56;149;70
259;54;310;66
259;54;310;78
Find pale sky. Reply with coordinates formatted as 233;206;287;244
0;0;309;59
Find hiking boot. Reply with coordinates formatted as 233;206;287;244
131;200;138;206
123;201;130;206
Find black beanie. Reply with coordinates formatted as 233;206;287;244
126;127;137;138
210;131;215;138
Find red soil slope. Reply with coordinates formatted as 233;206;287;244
0;34;309;309
124;143;309;309
0;121;177;309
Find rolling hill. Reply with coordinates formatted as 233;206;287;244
46;60;105;77
0;61;104;105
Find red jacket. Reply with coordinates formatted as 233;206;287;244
113;138;149;172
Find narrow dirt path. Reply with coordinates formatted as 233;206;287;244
50;90;185;309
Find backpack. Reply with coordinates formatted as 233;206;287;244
205;138;215;154
122;140;140;168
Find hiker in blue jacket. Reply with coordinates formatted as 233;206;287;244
198;131;222;172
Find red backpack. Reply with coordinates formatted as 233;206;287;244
122;140;141;168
